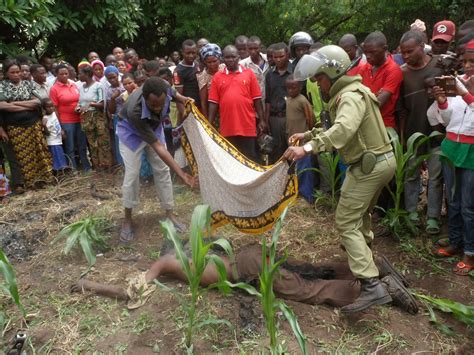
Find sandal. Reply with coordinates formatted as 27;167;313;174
453;261;474;276
119;227;135;243
425;218;440;235
432;246;462;257
435;238;450;247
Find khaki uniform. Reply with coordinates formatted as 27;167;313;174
303;76;395;278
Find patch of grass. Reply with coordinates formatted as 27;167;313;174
132;313;153;334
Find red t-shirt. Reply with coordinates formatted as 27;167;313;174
208;66;262;137
359;55;403;128
50;81;81;124
347;57;366;76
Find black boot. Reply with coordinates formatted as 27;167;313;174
341;277;392;314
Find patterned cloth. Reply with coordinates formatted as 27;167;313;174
81;111;113;168
6;121;53;188
181;103;298;234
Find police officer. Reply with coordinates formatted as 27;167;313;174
284;45;396;313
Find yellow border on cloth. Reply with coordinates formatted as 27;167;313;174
181;102;298;234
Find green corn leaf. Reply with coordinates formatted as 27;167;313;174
224;281;262;298
415;293;474;327
0;249;25;316
79;234;96;267
63;228;82;255
277;301;307;355
160;219;192;281
208;255;232;294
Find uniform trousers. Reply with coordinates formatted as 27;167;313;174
336;155;396;278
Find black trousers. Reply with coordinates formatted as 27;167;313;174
226;136;259;164
1;142;24;187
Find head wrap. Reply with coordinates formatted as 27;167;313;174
77;60;90;70
104;65;119;76
90;59;105;69
410;19;426;32
200;43;222;61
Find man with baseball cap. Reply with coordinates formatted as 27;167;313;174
431;20;456;55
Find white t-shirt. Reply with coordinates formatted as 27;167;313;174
78;81;104;112
43;112;63;146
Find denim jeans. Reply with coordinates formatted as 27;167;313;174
404;146;442;218
61;123;91;170
443;163;474;256
296;154;315;203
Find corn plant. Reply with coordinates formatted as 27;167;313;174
300;152;342;209
0;249;25;316
216;208;307;355
414;293;474;334
52;217;110;273
382;129;442;238
159;204;234;351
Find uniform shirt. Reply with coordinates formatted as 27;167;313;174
265;65;292;114
401;55;443;140
239;53;269;101
359;55;403;128
50;80;81;124
43;112;62;146
303;75;391;164
173;62;200;108
286;94;312;137
208;65;262;137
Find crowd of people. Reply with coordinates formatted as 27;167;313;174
1;17;473;313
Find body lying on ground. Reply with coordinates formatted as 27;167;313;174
71;240;418;314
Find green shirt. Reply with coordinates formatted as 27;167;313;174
441;138;474;170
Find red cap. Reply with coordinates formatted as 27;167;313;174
466;40;474;52
432;20;455;42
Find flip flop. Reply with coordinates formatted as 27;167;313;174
119;227;135;243
432;246;462;257
453;261;474;276
425;218;440;235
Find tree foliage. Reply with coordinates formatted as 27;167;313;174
0;0;472;63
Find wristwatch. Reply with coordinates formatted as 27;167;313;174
303;143;313;154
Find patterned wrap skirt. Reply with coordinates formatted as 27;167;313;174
81;110;113;169
6;121;53;188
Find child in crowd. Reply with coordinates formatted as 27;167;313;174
285;75;315;203
0;150;12;198
41;98;68;173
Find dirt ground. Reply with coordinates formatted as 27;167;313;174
0;171;473;354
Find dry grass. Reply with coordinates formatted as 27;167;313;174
0;171;473;353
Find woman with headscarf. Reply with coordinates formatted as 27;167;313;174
105;65;126;165
77;64;113;170
91;59;106;83
196;43;225;118
0;60;53;190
